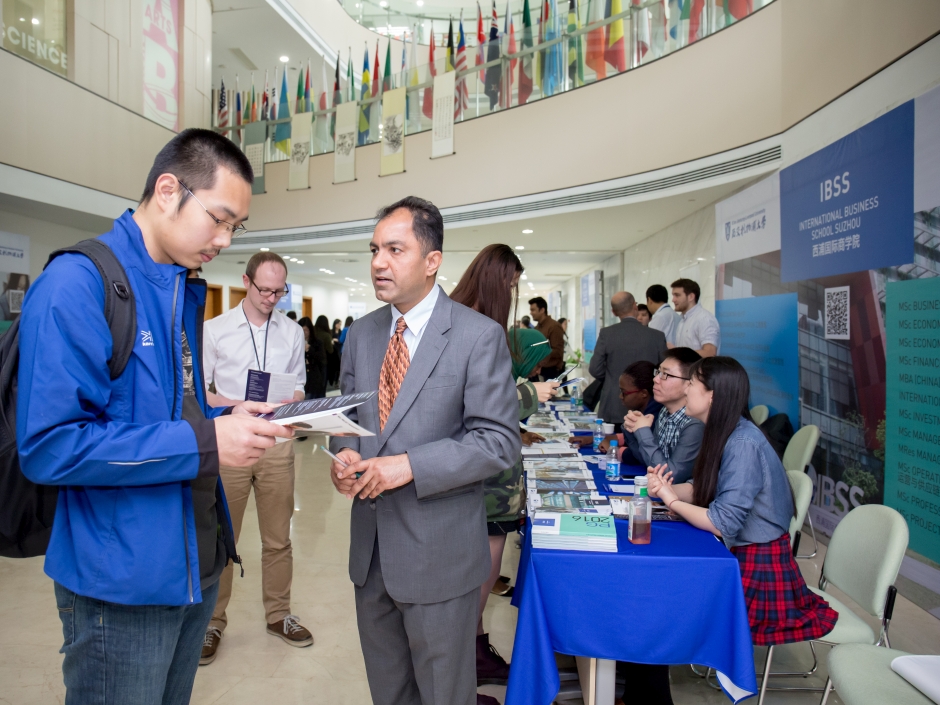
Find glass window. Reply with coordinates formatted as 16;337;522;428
2;0;68;76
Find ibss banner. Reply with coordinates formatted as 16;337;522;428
780;101;915;282
716;293;800;428
288;113;311;191
380;87;406;176
333;102;358;184
885;278;940;565
715;173;781;266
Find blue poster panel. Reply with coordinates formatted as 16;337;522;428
716;293;800;428
885;278;940;565
780;101;915;282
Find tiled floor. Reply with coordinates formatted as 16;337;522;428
1;440;938;704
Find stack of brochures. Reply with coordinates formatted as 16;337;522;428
521;442;580;458
258;392;376;438
530;511;618;552
526;488;612;515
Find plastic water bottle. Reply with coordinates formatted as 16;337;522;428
605;441;620;482
570;384;580;410
593;419;604;452
629;477;652;544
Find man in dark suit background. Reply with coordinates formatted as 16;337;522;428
328;196;520;705
589;291;668;429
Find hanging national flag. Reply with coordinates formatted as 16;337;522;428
358;44;371;145
604;0;626;72
446;18;455;71
724;0;751;22
649;0;667;58
500;3;516;109
421;31;437;120
331;60;342;139
680;0;704;44
346;48;355;103
542;0;563;96
269;68;276;121
567;0;584;87
250;73;258;122
518;0;534;104
483;1;501;109
585;0;607;78
407;25;421;129
218;77;229;130
370;39;382;142
295;63;305;114
384;38;393;92
314;60;330;152
234;75;243;143
261;70;269;120
274;68;291;155
454;12;469;118
304;60;312;113
476;2;487;67
634;0;650;64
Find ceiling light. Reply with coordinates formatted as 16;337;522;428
379;1;387;6
416;0;424;5
32;17;40;24
522;229;533;234
260;247;270;252
289;257;298;262
297;260;304;264
19;17;24;21
515;246;524;250
697;257;705;261
280;55;289;63
521;274;528;280
345;277;358;282
438;275;447;280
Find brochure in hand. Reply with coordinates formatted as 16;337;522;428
531;512;618;552
257;391;376;437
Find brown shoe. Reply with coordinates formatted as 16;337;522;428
477;633;510;685
200;627;222;665
477;694;501;705
266;615;314;647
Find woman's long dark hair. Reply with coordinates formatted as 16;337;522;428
690;357;755;508
449;244;523;353
314;315;330;332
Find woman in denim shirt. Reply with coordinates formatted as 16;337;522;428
648;357;837;646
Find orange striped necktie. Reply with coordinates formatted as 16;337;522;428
378;316;410;431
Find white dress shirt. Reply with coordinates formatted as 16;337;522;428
649;303;680;345
203;301;306;401
389;284;441;360
675;303;721;353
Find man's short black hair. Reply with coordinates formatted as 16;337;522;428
140;128;253;209
670;278;701;304
664;347;702;376
646;284;668;304
529;296;547;312
375;196;444;256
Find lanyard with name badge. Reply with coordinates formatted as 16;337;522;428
244;307;273;402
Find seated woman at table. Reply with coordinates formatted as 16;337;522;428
647;357;837;646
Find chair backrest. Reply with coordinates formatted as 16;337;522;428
823;505;909;618
782;424;819;473
787;470;813;546
750;405;770;426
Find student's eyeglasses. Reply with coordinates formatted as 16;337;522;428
177;179;248;237
654;367;690;382
619;388;642;399
249;277;289;300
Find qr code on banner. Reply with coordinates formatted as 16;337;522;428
824;286;851;340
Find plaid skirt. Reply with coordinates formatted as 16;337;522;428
731;533;838;646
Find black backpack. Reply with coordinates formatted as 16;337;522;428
0;239;137;558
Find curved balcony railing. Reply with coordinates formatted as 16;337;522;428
214;0;774;162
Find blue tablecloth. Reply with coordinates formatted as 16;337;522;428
507;484;757;704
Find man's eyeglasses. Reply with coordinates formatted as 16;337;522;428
619;388;642;399
177;179;248;237
654;367;690;382
249;277;289;300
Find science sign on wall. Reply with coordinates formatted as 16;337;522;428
779;102;915;282
143;0;180;131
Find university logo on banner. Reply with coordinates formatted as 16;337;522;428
334;102;358;184
143;0;179;131
715;173;781;265
779;102;915;282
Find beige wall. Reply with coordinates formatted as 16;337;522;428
244;0;940;231
0;49;174;201
67;0;211;129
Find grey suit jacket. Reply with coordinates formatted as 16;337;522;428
330;291;520;605
588;318;668;424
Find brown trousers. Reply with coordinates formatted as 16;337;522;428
210;441;295;630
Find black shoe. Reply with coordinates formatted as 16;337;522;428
477;633;510;686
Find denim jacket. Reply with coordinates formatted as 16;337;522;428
704;418;793;549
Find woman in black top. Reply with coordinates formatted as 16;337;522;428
298;317;327;399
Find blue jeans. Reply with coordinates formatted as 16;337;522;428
54;580;219;705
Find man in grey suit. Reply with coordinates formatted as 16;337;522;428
589;291;668;428
329;196;520;705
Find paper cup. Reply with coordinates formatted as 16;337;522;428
602;423;615;435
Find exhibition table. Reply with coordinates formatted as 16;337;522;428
506;466;757;705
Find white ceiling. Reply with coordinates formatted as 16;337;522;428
206;177;751;299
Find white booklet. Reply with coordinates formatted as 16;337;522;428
258;391;376;437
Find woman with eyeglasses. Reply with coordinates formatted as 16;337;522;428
647;357;837;646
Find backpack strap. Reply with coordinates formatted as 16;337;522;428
45;240;137;380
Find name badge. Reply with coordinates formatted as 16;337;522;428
246;369;271;403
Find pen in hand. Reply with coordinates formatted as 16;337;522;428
320;445;383;498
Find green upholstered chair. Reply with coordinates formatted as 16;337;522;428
827;645;932;705
782;424;820;558
750;404;770;426
787;470;814;549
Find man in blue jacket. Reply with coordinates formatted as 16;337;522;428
16;129;292;705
